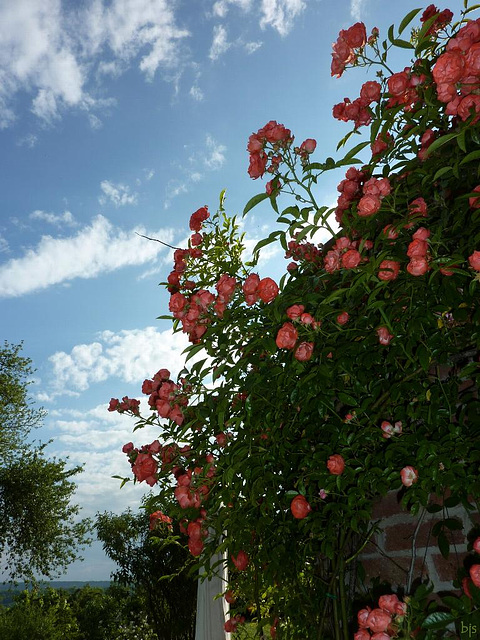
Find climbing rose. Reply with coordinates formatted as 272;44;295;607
366;608;392;633
337;312;349;325
294;342;314;362
469;186;480;209
473;537;480;554
276;322;298;349
286;304;305;320
377;326;393;345
433;51;465;85
327;454;345;475
360;80;381;104
354;631;371;640
357;608;371;628
344;22;367;48
378;260;400;281
400;466;418;487
378;594;403;615
407;257;429;276
258;277;279;303
299;138;317;153
132;453;158;486
470;565;480;588
189;206;209;231
290;494;312;519
342;249;361;269
357;194;381;217
231;550;249;571
468;250;480;270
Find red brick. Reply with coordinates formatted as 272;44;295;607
372;491;406;519
360;555;428;587
384;518;465;552
432;552;469;582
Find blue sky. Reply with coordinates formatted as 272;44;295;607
0;0;473;580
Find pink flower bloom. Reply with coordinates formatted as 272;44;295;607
469;185;480;209
407;257;429;276
337;311;349;325
294;342;314;362
286;304;305;320
258;277;279;303
354;631;371;640
276;322;298;350
468;250;480;270
299;138;317;154
366;608;392;633
473;537;480;554
400;466;418;487
132;453;158;486
378;594;401;614
470;564;480;588
342;249;362;269
377;326;393;345
357;607;371;628
357;194;381;217
290;494;312;519
231;550;249;571
378;260;400;282
327;454;345;475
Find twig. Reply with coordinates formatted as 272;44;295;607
135;232;182;251
407;507;426;594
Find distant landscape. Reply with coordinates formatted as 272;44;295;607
0;581;112;606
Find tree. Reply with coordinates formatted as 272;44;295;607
110;5;480;638
0;341;92;581
96;507;197;640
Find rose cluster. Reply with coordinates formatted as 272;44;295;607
242;273;279;306
149;510;173;531
247;120;293;180
323;234;370;274
276;302;324;362
285;238;323;269
331;22;368;78
142;368;189;426
432;17;480;121
354;594;407;640
333;79;381;129
108;396;140;416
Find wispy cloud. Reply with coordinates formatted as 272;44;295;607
350;0;366;20
0;0;190;127
30;210;77;227
244;41;263;54
210;0;305;36
0;215;175;298
209;25;231;61
17;133;39;148
46;326;189;396
99;180;138;207
0;235;9;254
190;85;205;101
165;134;227;208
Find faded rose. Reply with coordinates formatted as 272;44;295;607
327;454;345;475
276;322;298;349
377;326;393;345
294;342;314;362
400;466;418;487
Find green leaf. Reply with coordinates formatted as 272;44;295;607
438;531;450;559
424;132;458;157
422;612;455;630
433;166;452;180
342;141;370;162
387;24;395;44
457;129;467;153
252;230;283;256
184;343;205;362
460;149;480;165
399;8;422;34
392;38;415;49
243;192;269;216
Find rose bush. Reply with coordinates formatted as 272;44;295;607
110;4;480;638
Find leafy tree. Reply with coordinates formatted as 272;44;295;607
96;508;197;640
0;341;92;581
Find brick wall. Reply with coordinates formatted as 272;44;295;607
359;491;478;592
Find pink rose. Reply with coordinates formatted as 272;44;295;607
189;206;209;231
473;537;480;554
258;277;279;303
470;564;480;588
337;311;349;325
407;257;429;276
412;227;430;241
294;342;314;362
343;22;367;48
248;152;268;179
469;186;480;209
360;80;381;105
342;249;361;269
371;634;391;640
407;239;428;258
216;274;237;302
366;608;392;633
299;138;317;154
377;326;393;345
132;453;158;485
327;454;345;475
354;631;371;640
378;594;401;614
286;304;305;320
357;607;371;628
457;94;480;122
388;72;409;96
433;51;465;86
357;194;381;217
290;494;312;519
276;322;298;350
232;550;249;571
469;251;480;270
400;466;418;487
378;260;400;282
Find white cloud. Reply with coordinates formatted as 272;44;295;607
190;85;204;101
210;0;304;35
259;0;306;36
17;133;39;147
0;235;9;254
0;215;175;298
209;25;231;61
47;326;189;395
144;169;155;181
0;0;190;127
99;180;138;207
244;41;263;54
30;209;77;227
204;134;226;170
88;113;102;130
350;0;366;20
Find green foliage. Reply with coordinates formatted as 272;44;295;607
0;342;92;582
95;508;197;640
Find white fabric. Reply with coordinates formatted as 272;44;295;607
194;551;230;640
